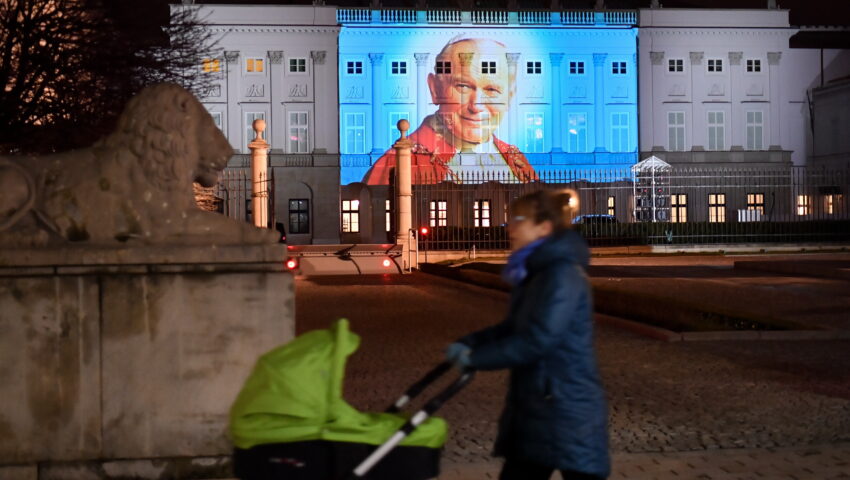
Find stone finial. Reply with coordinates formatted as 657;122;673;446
398;119;410;137
252;119;267;142
689;51;704;65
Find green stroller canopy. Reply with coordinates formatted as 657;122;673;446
230;318;448;450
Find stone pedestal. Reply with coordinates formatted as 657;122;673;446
0;244;293;479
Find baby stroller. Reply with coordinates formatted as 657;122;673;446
230;319;473;480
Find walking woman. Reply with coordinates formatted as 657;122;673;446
445;189;610;480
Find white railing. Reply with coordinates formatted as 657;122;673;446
605;10;637;25
337;9;371;23
426;10;462;23
380;9;416;24
519;11;550;24
471;10;508;24
562;10;594;24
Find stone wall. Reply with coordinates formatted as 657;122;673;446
0;245;293;480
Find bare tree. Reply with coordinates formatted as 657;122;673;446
0;0;218;154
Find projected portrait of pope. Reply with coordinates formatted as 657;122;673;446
363;37;537;185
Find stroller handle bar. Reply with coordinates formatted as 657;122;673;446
346;362;475;480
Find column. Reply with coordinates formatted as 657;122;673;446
649;51;664;151
414;53;430;126
592;53;607;153
689;51;704;151
311;50;327;153
224;51;240;151
369;53;384;154
506;53;520;148
458;52;474;154
394;120;414;270
268;51;283;153
549;53;565;152
249;119;270;229
767;52;782;150
728;52;743;150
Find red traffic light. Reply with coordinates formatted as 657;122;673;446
420;227;429;236
285;258;298;270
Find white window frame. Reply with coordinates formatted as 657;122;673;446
708;193;726;223
668;111;686;152
288;199;310;234
707;58;724;73
707;111;725;151
525;60;542;75
343;112;366;154
566;112;588;153
747;193;765;215
671;194;688;223
288;57;308;75
345;60;364;76
745;59;762;73
481;60;497;75
429;200;447;227
210;111;223;132
568;61;585;75
390;60;408;76
436;61;452;75
474;200;491;227
341;200;360;233
667;58;684;73
288;111;309;154
796;195;811;216
611;61;627;75
245;57;265;75
524;112;545;153
746;111;764;151
245;112;266;150
610;112;629;152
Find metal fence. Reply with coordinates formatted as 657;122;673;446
410;166;850;250
214;169;277;229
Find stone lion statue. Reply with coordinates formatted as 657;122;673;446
0;83;278;247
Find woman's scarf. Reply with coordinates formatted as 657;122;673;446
501;238;547;287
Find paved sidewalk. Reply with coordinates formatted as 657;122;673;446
441;443;850;479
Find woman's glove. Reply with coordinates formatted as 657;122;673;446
445;342;472;369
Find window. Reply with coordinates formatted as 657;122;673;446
746;59;761;73
707;111;725;151
429;201;447;227
707;58;723;73
746;111;763;150
569;61;585;75
668;59;683;72
346;61;363;75
341;200;360;233
245;57;264;73
825;194;842;215
202;58;220;73
344;113;366;154
474;200;491;227
668;111;685;151
747;193;765;215
607;196;616;216
288;111;309;153
708;193;726;223
385;199;392;232
612;61;627;74
436;61;451;74
566;112;588;153
391;61;407;75
289;58;307;73
610;113;629;152
388;112;409;145
210;112;223;131
524;112;545;153
796;195;810;216
481;61;496;75
288;199;309;234
526;61;541;75
671;194;687;223
245;112;265;146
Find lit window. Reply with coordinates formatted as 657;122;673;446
746;111;763;150
481;61;496;75
569;61;585;75
202;58;220;73
668;59;683;72
343;112;366;154
436;61;451;74
612;61;627;74
524;113;545;153
708;193;726;223
289;199;310;234
668;111;685;151
526;61;541;75
610;113;629;152
707;111;725;151
707;58;723;73
342;200;360;233
245;112;265;149
429;200;447;227
566;112;588;153
474;200;491;227
747;193;765;215
346;61;363;75
746;59;761;73
825;194;842;215
385;199;392;232
289;58;307;73
288;111;309;153
607;196;616;216
391;61;407;75
796;195;810;216
246;57;264;73
671;194;687;223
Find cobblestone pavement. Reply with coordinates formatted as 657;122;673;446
296;273;850;478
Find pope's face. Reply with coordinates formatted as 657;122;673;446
428;39;512;145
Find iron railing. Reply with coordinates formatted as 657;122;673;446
215;169;277;230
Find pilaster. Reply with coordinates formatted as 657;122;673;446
592;53;607;153
369;53;384;154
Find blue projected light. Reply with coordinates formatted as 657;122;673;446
339;25;638;185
